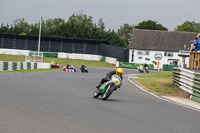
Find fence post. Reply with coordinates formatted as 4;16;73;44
189;52;194;69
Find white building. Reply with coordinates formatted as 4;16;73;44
129;29;197;69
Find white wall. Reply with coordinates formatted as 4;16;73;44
129;49;188;69
0;48;30;56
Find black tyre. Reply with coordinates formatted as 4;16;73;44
102;84;114;100
93;91;100;98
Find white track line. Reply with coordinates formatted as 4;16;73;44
127;78;200;112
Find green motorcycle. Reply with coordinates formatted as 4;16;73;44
94;75;122;100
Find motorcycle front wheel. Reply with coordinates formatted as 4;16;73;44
93;91;100;98
102;84;114;100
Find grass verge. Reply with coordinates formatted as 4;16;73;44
0;54;113;73
129;71;188;97
44;57;112;68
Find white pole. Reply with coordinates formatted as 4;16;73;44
38;15;42;56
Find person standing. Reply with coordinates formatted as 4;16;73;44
194;33;200;51
156;61;160;71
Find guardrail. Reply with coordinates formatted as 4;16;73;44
173;67;200;103
0;61;50;71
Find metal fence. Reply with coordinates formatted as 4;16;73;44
0;34;129;62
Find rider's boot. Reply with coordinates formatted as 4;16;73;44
96;84;102;92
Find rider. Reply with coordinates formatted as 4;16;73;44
51;60;56;68
144;63;148;69
137;64;143;73
96;68;124;90
80;64;86;72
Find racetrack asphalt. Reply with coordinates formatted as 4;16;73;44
0;67;200;133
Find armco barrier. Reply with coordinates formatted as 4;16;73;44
163;64;178;71
0;61;50;71
119;62;154;70
29;51;58;58
173;67;200;103
191;73;200;102
105;57;117;64
0;48;30;56
1;48;119;66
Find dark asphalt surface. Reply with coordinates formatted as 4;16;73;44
0;68;200;133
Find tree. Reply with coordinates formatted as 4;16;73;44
0;12;129;48
175;21;200;33
44;18;65;36
29;23;39;36
134;20;168;31
97;18;106;31
118;24;134;44
0;24;10;34
13;18;29;35
45;18;65;28
68;11;93;26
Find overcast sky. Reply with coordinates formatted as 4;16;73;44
1;0;200;31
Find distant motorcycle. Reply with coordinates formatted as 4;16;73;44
145;67;149;73
80;66;88;73
138;67;144;73
94;75;121;100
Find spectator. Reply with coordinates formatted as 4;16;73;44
194;33;200;51
189;40;195;51
193;37;198;49
156;61;160;71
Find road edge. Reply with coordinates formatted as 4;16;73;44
127;78;200;112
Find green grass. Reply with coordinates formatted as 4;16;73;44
0;54;25;62
44;57;112;68
130;71;183;96
0;54;113;67
0;54;113;73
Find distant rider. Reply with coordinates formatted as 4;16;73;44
144;63;148;69
137;64;143;73
96;68;124;90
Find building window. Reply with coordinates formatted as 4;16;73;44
131;50;134;62
164;52;173;57
137;50;149;55
138;57;142;59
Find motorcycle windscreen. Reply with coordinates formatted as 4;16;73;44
99;84;107;93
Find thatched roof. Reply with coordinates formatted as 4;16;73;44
130;29;198;52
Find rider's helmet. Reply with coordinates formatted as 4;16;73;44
116;68;124;77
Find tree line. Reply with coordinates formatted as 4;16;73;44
0;12;200;48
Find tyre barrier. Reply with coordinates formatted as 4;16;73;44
173;67;200;103
0;61;50;71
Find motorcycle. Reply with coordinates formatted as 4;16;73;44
145;67;149;73
138;66;144;73
81;67;88;73
94;75;122;100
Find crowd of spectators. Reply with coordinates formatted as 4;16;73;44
189;33;200;52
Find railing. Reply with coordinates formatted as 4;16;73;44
189;51;200;69
173;67;200;103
